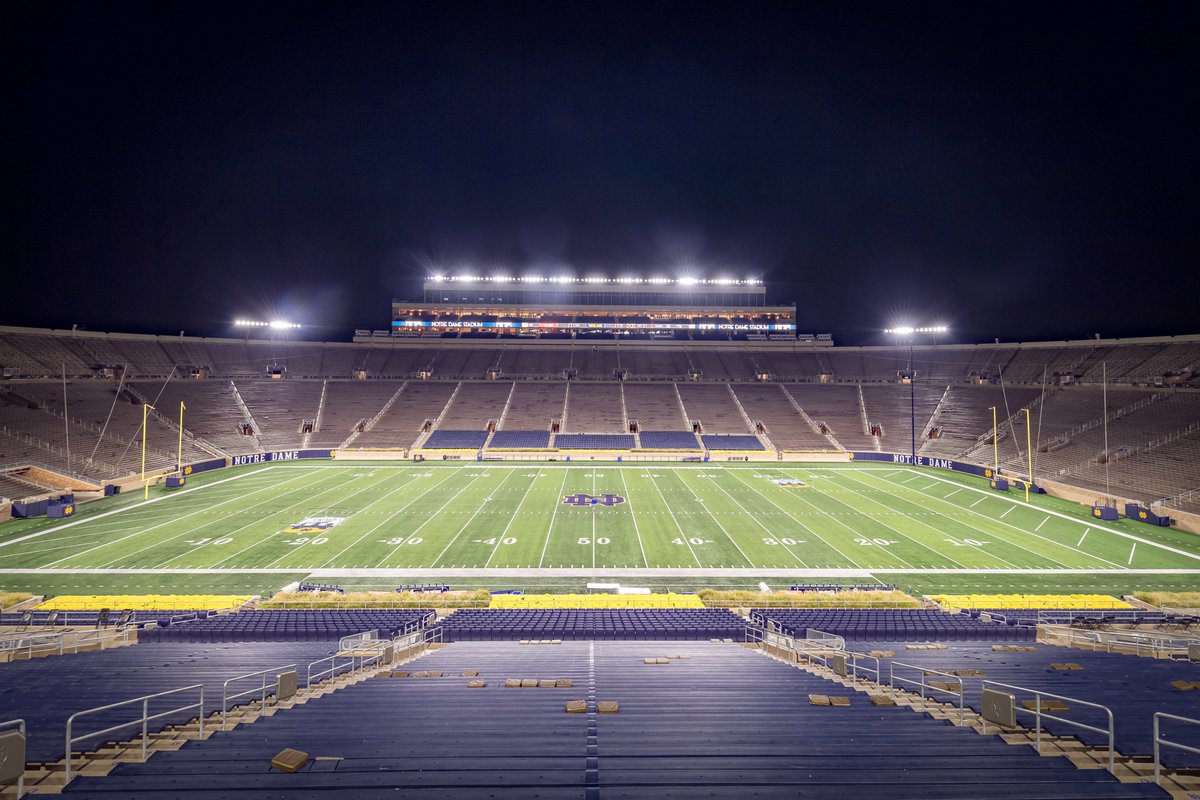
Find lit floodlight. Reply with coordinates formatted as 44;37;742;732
269;320;300;330
525;275;543;283
716;277;736;285
585;276;606;284
430;274;445;282
555;275;573;283
887;326;916;335
649;276;670;284
492;275;511;282
678;276;698;286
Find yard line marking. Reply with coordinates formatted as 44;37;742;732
538;471;572;568
1128;543;1137;565
726;469;869;568
617;469;649;568
485;467;543;568
909;469;1200;564
900;475;920;485
390;470;499;567
644;472;703;567
671;472;754;567
0;467;280;552
199;471;398;569
1000;507;1014;519
969;496;987;508
1035;516;1050;531
262;470;426;568
830;470;995;569
40;467;318;568
882;470;1123;568
945;488;962;498
1077;531;1088;547
704;472;808;568
316;468;466;567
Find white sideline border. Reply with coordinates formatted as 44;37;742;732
0;467;278;550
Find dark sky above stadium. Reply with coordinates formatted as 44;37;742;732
4;2;1198;346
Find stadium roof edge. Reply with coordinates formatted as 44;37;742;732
2;324;1199;351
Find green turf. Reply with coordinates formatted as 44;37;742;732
1;461;1197;600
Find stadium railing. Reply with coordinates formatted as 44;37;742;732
64;683;205;784
0;718;25;798
1155;713;1200;784
888;661;965;724
221;663;297;730
1039;624;1200;659
0;626;133;660
981;679;1115;770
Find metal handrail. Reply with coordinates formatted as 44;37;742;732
0;626;129;659
1041;624;1199;658
806;628;846;651
846;651;881;682
981;680;1115;771
1153;712;1200;784
889;661;964;724
306;652;356;688
221;664;296;730
64;684;204;784
0;718;25;798
338;629;378;650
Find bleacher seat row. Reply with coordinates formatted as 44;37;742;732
54;641;1170;799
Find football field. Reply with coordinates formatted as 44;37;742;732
2;462;1200;580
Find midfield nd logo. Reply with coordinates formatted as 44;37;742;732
563;492;626;507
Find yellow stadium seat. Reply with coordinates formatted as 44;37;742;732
37;594;254;611
488;593;704;610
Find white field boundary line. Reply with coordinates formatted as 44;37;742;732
835;468;1070;570
725;469;866;569
0;467;280;551
51;465;328;573
643;470;703;568
484;467;543;568
317;467;468;568
825;472;993;573
137;469;373;570
537;471;573;568
873;470;1124;569
701;471;809;568
908;469;1200;564
2;567;1196;576
815;470;981;569
670;470;755;568
425;469;522;568
617;468;650;569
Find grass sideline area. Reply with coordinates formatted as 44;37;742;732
697;588;920;608
0;590;33;610
1132;591;1200;609
261;590;490;609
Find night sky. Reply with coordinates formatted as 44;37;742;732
5;2;1198;345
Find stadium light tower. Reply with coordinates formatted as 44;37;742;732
885;325;948;463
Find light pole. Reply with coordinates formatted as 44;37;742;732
886;325;948;464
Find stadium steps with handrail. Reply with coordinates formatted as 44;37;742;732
957;388;1046;460
303;380;329;449
725;382;774;450
494;381;518;431
228;380;263;451
918;384;953;454
779;384;843;450
340;380;407;448
671;382;692;431
559;381;570;432
856;384;881;451
410;381;462;449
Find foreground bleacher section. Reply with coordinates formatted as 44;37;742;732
441;609;744;641
933;594;1133;610
751;608;1034;641
853;640;1200;768
2;641;340;764
1;610;217;628
138;609;433;642
56;641;1167;799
